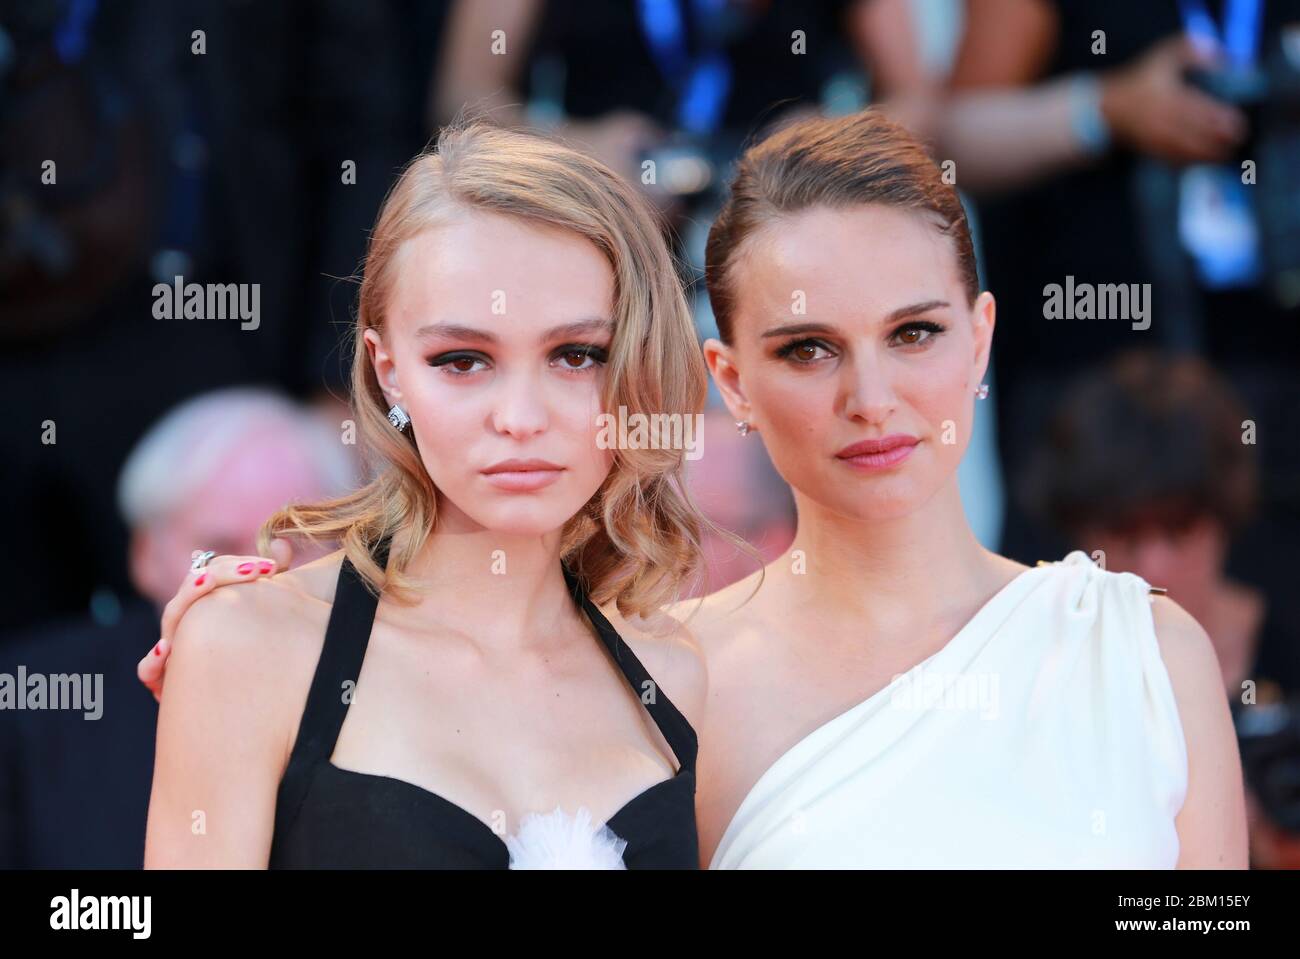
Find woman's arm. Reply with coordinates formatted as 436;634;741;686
143;588;291;867
936;0;1245;193
430;0;544;129
1151;595;1249;868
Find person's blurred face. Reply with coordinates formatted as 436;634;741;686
704;203;994;521
365;210;616;537
130;425;333;607
1076;516;1227;604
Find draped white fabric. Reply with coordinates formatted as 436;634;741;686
710;551;1188;869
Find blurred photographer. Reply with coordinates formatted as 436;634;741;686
1025;350;1300;868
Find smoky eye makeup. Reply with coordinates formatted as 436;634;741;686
425;342;610;376
772;337;837;364
426;350;488;375
550;342;610;371
771;319;949;365
888;319;948;346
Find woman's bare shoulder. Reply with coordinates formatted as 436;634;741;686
1149;594;1228;716
660;561;776;651
169;550;347;700
164;549;349;766
263;547;350;605
178;549;345;641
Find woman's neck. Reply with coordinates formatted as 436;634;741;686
781;477;1012;637
398;523;579;652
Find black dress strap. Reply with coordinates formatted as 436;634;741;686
286;552;384;770
562;564;699;776
277;541;389;839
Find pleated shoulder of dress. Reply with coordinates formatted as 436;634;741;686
268;543;699;869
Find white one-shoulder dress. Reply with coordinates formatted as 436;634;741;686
709;551;1189;868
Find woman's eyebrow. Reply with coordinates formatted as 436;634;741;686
759;300;951;339
414;318;613;344
760;321;836;339
886;299;950;322
543;318;614;339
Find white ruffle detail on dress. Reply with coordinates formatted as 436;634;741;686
504;806;629;869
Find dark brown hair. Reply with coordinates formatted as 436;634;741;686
1022;350;1259;537
704;108;979;343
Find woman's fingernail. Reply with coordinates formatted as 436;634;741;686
194;574;206;586
153;642;162;656
258;562;273;574
237;562;255;575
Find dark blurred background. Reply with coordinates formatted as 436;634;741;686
1;0;1297;868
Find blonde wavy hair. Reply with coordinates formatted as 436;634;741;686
257;119;735;621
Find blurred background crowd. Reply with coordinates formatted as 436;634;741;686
1;0;1298;868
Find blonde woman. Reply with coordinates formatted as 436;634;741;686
143;110;1246;869
142;121;718;868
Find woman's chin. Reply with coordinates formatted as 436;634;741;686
823;481;927;523
466;505;578;538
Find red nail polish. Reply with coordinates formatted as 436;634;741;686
237;562;254;575
153;644;162;656
195;574;206;586
258;562;273;574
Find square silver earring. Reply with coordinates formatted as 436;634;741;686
387;404;411;431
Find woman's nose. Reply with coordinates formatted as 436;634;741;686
841;351;898;424
490;372;549;438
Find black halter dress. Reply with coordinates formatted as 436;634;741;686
268;546;699;868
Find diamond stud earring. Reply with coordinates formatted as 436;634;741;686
735;420;751;436
387;404;411;431
974;383;989;400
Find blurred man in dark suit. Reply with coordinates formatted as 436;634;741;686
0;388;354;867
